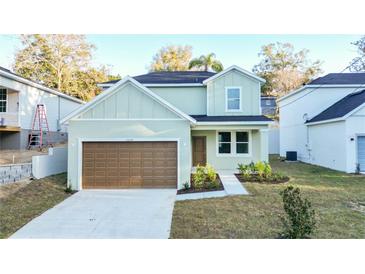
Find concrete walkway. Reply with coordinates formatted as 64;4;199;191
176;170;248;201
11;189;176;239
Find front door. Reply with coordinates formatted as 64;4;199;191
192;136;206;166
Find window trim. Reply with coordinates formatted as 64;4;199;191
216;130;251;157
225;86;242;112
0;88;7;113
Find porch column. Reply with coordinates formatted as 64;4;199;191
259;128;269;162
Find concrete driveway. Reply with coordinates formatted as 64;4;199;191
11;189;176;239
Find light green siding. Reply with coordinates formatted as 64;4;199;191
80;83;180;119
207;69;261;116
67;120;191;190
191;128;268;169
149;86;206;115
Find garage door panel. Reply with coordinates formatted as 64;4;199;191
82;141;177;189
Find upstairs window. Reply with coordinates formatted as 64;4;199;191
0;89;7;113
226;87;241;111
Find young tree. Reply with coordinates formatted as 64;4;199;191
349;36;365;71
188;53;223;72
149;45;192;71
253;42;322;97
13;34;116;101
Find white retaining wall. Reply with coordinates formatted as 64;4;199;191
32;147;67;179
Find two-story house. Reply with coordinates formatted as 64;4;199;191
61;65;272;190
0;66;84;150
278;73;365;173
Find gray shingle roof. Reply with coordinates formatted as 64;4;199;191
190;115;272;122
308;73;365;85
101;71;216;85
307;89;365;123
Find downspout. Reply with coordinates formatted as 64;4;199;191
57;96;61;131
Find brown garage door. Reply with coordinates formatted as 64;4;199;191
82;141;177;189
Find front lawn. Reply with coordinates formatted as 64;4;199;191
0;173;71;238
171;157;365;238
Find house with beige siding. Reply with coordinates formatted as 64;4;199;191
61;65;272;190
0;67;84;149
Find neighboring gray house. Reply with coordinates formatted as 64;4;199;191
61;65;273;190
0;67;84;150
261;96;277;116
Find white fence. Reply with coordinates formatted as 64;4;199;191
32;147;67;179
268;125;280;155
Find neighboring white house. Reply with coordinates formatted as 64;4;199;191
62;66;273;190
0;66;84;149
278;72;365;173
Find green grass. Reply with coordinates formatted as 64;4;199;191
0;173;71;238
171;157;365;239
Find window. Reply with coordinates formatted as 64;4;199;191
217;131;250;156
226;87;241;111
236;132;249;154
0;89;7;113
218;132;231;154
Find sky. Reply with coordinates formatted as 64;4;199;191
0;34;362;77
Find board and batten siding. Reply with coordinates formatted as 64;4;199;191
81;83;180;119
207;70;261;116
149;87;206;115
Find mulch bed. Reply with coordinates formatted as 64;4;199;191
235;173;290;184
177;174;224;195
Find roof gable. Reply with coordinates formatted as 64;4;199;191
306;89;365;124
203;65;266;84
61;76;196;124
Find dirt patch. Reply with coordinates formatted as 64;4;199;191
0;180;31;200
177;174;224;195
348;200;365;214
235;173;290;184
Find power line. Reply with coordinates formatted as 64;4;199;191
279;57;363;109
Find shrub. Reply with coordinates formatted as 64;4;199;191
206;164;217;182
193;165;206;189
183;181;190;190
255;161;266;178
206;180;220;189
65;185;73;194
279;186;316;239
263;162;272;178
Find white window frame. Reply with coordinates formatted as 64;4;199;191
225;87;242;112
216;130;251;157
0;88;7;113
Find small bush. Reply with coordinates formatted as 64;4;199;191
279;186;316;239
255;161;266;178
65;185;73;194
183;181;190;190
206;164;217;182
193;165;206;189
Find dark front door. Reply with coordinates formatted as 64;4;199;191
192;136;206;166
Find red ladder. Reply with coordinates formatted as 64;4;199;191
28;104;52;149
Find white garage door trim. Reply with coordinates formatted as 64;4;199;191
77;137;180;190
